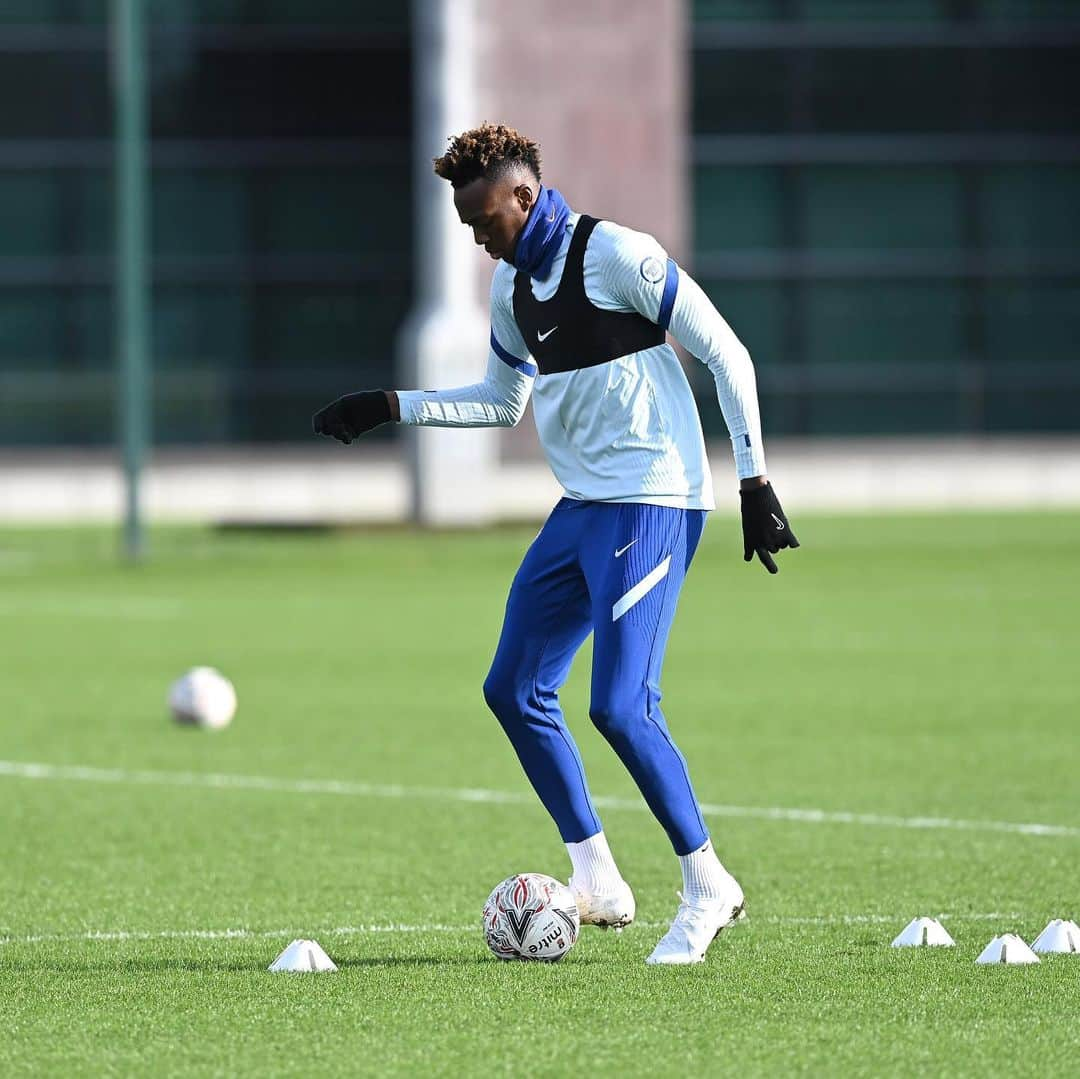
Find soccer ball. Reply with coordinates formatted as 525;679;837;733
168;667;237;730
482;873;580;961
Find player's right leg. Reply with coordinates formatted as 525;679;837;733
482;499;634;928
580;502;742;957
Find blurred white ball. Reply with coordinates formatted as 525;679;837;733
168;667;237;730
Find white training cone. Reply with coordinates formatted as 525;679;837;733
975;934;1040;965
891;917;955;948
268;939;338;973
1031;919;1080;955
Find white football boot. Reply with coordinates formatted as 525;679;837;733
645;875;745;965
571;878;636;930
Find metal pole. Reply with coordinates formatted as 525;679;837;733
414;0;478;314
399;0;493;526
113;0;150;560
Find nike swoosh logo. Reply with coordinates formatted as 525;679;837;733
547;207;556;223
615;540;638;558
771;513;785;530
537;326;558;343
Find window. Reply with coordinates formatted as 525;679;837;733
0;2;412;446
692;3;1080;435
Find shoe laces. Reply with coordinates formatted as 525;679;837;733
666;891;712;939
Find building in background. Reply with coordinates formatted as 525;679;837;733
0;1;413;447
690;0;1079;440
0;1;1077;520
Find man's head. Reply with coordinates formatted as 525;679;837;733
434;123;542;263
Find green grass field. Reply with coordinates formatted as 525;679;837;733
1;513;1078;1077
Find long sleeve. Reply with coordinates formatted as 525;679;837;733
595;223;767;480
397;268;536;429
397;349;534;428
665;269;766;479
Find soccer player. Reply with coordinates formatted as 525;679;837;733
313;123;798;964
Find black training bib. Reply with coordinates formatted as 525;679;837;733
512;215;664;376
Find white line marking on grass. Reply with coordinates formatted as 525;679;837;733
0;912;1029;948
0;924;472;947
770;912;1025;926
0;758;1076;840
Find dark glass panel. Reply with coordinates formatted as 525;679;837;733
806;390;966;434
980;0;1080;21
0;284;110;445
150;47;410;138
67;284;109;363
803;165;962;249
701;279;788;363
148;292;242;444
0;288;66;359
0;0;406;26
981;165;1080;250
246;0;407;26
0;1;104;24
153;170;249;256
692;280;789;434
695;46;1080;135
69;169;112;256
798;0;947;17
0;286;106;366
805;49;975;133
693;0;780;18
148;0;408;26
982;389;1079;431
1;167;413;260
805;280;965;365
154;284;251;366
0;52;109;137
254;285;406;372
0;171;108;257
256;166;410;255
695;166;785;251
0;172;63;256
984;279;1080;362
984;47;1079;132
693;50;790;133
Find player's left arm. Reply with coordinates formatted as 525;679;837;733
311;273;535;442
598;225;799;573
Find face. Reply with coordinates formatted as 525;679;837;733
453;173;535;263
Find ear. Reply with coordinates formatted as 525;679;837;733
513;183;535;214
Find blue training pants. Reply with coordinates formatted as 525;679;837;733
482;498;710;856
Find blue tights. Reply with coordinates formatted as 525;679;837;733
483;499;709;856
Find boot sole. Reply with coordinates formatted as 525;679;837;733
598;917;634;931
581;911;635;930
715;900;746;939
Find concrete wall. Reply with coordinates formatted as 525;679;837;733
472;0;688;458
7;438;1080;524
475;0;687;259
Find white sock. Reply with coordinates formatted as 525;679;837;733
566;831;623;895
678;839;731;903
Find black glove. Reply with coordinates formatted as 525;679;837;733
312;391;392;445
740;483;799;574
